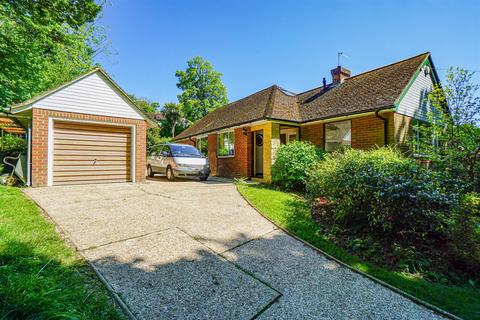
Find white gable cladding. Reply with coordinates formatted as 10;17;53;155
33;72;143;120
397;66;435;121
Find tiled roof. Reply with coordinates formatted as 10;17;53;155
175;52;431;140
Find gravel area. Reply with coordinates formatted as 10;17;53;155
83;228;279;319
222;229;445;320
26;178;447;319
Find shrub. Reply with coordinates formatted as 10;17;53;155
272;141;324;190
1;133;26;153
306;147;480;278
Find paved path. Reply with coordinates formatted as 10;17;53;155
26;178;445;320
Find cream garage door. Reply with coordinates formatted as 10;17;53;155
53;121;132;185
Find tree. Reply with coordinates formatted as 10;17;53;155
161;102;188;138
129;95;162;151
0;0;105;108
175;57;228;122
412;67;480;191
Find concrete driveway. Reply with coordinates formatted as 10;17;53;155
26;178;445;320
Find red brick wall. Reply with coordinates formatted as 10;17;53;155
301;123;324;147
31;108;147;187
301;113;395;150
351;113;394;149
207;127;251;178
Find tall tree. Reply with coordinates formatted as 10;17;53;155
161;102;188;138
175;57;228;122
412;67;480;191
0;0;104;108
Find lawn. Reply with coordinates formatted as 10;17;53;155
0;186;124;319
237;184;480;320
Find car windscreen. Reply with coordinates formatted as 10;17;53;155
170;145;203;158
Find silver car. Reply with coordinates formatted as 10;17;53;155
147;143;210;181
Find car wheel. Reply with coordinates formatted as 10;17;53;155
147;165;155;177
166;166;175;181
199;175;208;181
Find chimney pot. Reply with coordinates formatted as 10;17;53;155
331;66;351;84
322;77;327;89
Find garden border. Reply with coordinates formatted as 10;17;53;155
236;184;462;320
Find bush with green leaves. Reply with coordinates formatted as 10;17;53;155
307;147;460;235
1;133;26;153
306;147;480;279
272;141;324;190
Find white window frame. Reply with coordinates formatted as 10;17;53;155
47;117;136;186
217;130;235;158
324;119;352;152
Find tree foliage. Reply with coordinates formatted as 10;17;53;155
0;0;104;108
129;95;162;152
160;102;188;138
411;68;480;191
175;57;228;122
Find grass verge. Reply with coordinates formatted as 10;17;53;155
237;183;480;320
0;186;124;319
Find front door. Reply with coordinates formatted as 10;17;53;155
254;131;263;177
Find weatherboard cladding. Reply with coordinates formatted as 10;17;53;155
175;53;431;140
31;72;144;120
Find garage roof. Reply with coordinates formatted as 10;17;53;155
10;68;157;127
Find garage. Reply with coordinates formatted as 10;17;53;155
52;121;133;185
9;68;156;187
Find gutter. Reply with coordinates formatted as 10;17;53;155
375;109;389;146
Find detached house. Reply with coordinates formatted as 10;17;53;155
174;52;439;182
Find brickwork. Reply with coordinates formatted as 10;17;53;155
301;123;324;147
213;127;251;178
31;108;147;187
351;112;394;149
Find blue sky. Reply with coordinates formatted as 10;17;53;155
97;0;480;107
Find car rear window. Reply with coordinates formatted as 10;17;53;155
170;144;203;157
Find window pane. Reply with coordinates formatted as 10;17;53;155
197;138;208;155
325;120;351;152
218;131;234;156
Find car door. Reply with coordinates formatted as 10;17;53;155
148;145;161;170
159;145;171;171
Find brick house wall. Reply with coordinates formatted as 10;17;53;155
31;108;147;187
301;123;324;148
301;112;395;150
351;112;394;149
393;113;415;152
213;127;251;178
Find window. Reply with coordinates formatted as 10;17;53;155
170;144;202;157
196;137;208;156
280;127;299;144
218;131;234;157
325;120;351;152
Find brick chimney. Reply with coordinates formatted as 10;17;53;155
331;66;351;84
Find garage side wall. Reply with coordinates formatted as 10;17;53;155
31;108;147;187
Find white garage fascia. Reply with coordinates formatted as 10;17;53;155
47;117;136;187
9;68;157;127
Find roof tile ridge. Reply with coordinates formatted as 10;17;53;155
345;52;430;81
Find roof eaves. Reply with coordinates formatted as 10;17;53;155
301;105;395;124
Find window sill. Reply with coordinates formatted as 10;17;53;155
218;155;234;159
